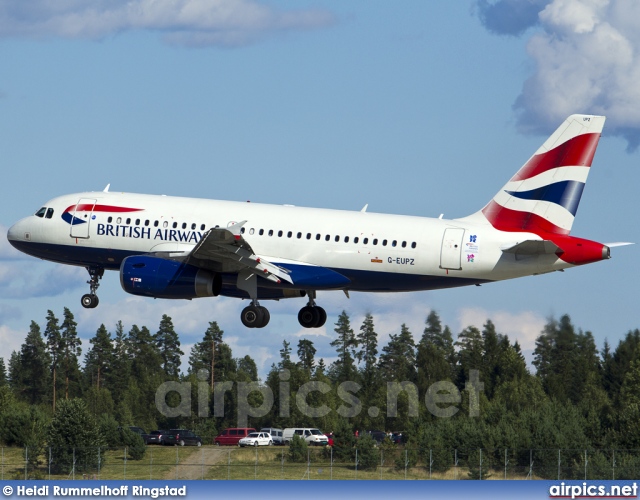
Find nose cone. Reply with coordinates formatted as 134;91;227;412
7;218;32;249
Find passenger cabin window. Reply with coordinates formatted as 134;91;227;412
144;220;150;226
354;237;359;244
191;223;196;230
182;223;187;229
200;224;205;230
373;238;378;245
46;208;54;219
249;228;255;235
163;221;168;228
344;236;349;243
35;207;46;218
154;221;159;227
411;242;417;248
172;222;177;229
135;219;140;225
117;217;122;224
108;216;113;223
126;218;131;224
363;238;369;244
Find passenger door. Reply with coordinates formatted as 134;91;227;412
440;228;465;270
69;198;97;239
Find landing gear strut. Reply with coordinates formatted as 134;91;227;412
298;291;326;328
241;300;270;328
81;266;104;309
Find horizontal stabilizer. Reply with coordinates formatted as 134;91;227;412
501;240;563;256
606;242;634;248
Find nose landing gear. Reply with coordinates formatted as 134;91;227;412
81;266;104;309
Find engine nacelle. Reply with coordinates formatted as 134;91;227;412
120;255;222;299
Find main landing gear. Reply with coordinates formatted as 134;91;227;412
81;266;104;309
297;292;327;329
239;291;327;329
241;300;271;329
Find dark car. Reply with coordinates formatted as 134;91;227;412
168;429;202;447
391;432;404;444
365;430;387;443
145;430;166;445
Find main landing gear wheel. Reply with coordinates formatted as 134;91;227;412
81;294;99;309
81;266;104;309
298;306;327;328
241;304;270;328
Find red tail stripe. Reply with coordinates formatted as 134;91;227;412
482;200;570;235
510;133;600;182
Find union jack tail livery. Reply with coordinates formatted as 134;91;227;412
477;114;605;235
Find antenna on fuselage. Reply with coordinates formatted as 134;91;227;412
103;184;111;193
361;204;368;213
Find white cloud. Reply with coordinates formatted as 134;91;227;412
476;0;640;151
0;0;334;47
0;324;27;366
456;306;545;351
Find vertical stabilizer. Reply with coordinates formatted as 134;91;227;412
465;114;605;235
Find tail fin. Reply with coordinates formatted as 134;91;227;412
466;114;605;235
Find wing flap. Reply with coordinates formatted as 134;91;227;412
187;222;293;284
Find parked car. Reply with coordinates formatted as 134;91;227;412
283;428;328;446
161;431;177;446
214;428;256;446
367;430;387;444
167;429;202;447
391;432;404;444
145;430;166;445
239;432;273;447
260;428;284;446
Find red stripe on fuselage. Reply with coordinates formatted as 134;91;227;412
510;133;600;182
64;204;144;213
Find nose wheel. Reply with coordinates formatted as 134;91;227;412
81;266;104;309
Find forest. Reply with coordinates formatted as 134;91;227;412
1;306;640;478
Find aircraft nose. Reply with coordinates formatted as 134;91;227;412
7;218;31;247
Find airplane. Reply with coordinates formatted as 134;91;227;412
7;114;628;329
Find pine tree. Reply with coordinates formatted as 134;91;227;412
455;325;483;386
17;321;51;404
44;310;63;411
60;308;82;400
84;324;115;391
7;350;21;391
236;355;258;381
481;320;501;398
356;313;378;389
379;324;416;382
110;320;131;403
297;339;316;374
154;315;183;379
330;311;358;383
128;325;163;380
189;321;232;387
0;357;6;387
417;311;455;393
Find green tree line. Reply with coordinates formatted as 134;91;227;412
1;307;639;478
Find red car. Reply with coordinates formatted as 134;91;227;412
214;428;256;446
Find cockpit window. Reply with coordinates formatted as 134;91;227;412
35;207;46;218
45;208;54;219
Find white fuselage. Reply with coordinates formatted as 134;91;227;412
8;190;570;293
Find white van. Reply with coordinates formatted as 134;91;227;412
282;428;328;446
260;428;284;445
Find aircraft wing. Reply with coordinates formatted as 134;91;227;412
501;240;563;256
182;221;293;284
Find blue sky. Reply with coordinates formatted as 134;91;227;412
0;0;638;378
